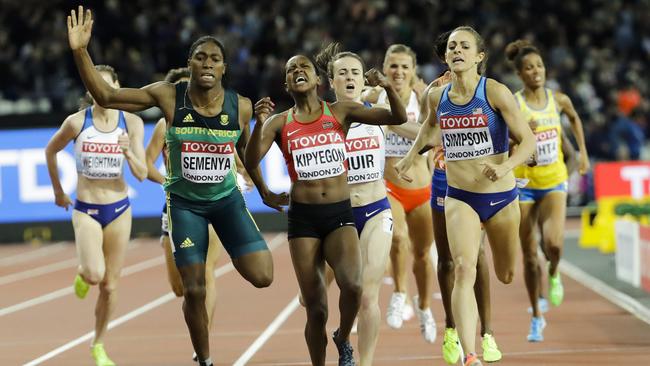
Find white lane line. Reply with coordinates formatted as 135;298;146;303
0;258;78;286
0;256;164;317
0;241;144;286
249;345;650;365
23;233;286;366
560;260;650;325
23;292;177;366
0;242;69;267
233;295;300;366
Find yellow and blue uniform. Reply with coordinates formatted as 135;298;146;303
514;89;568;202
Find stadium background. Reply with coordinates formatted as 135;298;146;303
0;0;648;242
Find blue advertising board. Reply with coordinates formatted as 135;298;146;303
0;123;290;223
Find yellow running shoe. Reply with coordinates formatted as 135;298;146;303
74;274;90;299
548;270;564;306
91;343;116;366
481;333;502;362
442;328;461;364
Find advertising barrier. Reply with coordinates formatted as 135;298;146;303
0;123;291;224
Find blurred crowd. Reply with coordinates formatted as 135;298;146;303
1;0;649;166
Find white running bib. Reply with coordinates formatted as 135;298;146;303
346;131;383;184
181;141;234;183
289;132;347;181
79;142;124;179
534;129;559;166
440;114;494;161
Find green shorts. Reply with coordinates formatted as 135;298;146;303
167;188;268;267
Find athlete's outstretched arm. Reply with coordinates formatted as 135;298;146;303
556;92;590;174
145;118;167;185
122;114;147;181
394;89;441;180
45;116;79;210
67;6;170;111
483;79;536;180
244;97;289;211
237;97;284;200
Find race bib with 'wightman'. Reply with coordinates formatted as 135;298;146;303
80;141;124;179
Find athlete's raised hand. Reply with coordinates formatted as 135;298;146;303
55;192;73;210
393;156;414;183
431;71;452;88
67;5;93;51
365;69;390;89
254;97;275;124
118;132;130;155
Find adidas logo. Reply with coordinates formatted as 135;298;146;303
179;237;194;248
182;114;194;123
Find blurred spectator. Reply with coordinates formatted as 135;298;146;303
0;0;648;152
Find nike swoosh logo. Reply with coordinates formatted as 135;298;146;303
287;129;301;136
440;111;450;116
489;199;506;207
86;134;99;140
365;209;380;217
115;204;128;213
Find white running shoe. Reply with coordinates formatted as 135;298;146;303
386;292;406;328
414;295;437;343
402;302;414;321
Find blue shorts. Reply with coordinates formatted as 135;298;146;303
519;181;568;203
430;169;448;213
352;197;391;235
74;197;130;228
447;186;518;222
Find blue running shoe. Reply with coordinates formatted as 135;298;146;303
527;316;546;342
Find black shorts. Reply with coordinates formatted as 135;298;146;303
287;199;356;240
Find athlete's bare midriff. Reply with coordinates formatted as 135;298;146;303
75;175;128;204
349;179;386;207
290;174;351;204
446;152;516;193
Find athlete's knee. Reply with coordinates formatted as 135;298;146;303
304;298;328;324
183;282;207;302
341;277;362;302
412;242;433;262
495;267;514;284
99;278;118;294
247;269;273;288
454;258;477;284
170;279;184;297
171;284;184;297
80;267;104;285
544;236;563;256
